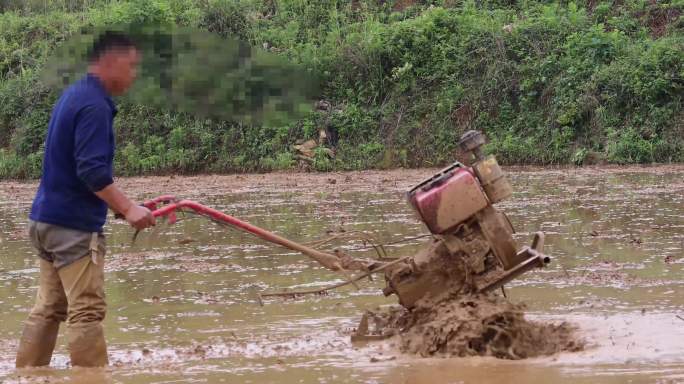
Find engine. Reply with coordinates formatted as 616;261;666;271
382;131;549;308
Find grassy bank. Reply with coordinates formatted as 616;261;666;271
0;0;682;178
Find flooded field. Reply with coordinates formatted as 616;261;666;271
0;165;683;383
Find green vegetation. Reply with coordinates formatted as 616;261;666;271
0;0;682;178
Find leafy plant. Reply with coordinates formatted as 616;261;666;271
0;0;682;179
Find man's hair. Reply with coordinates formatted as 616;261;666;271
87;31;138;63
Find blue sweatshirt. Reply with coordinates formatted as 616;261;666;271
30;74;117;233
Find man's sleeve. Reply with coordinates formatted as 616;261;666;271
74;104;114;192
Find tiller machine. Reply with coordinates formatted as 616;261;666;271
138;131;549;323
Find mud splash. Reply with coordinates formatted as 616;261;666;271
1;165;683;383
364;294;583;359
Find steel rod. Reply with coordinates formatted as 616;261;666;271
152;200;345;271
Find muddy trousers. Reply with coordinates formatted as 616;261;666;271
16;222;107;368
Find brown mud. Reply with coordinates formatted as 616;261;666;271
1;165;684;383
363;294;583;359
2;164;683;201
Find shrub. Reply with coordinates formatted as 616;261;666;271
0;0;682;178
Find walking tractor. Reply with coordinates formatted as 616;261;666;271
136;131;550;339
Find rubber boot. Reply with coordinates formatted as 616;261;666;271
67;323;108;367
15;318;60;367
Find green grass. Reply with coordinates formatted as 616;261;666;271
0;0;682;178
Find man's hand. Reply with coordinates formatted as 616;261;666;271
124;205;155;230
94;183;155;230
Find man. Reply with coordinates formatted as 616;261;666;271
16;31;155;368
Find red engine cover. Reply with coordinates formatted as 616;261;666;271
408;167;488;234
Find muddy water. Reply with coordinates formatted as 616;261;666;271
0;166;683;383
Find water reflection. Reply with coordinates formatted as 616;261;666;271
0;167;682;383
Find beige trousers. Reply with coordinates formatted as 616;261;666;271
16;221;108;368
